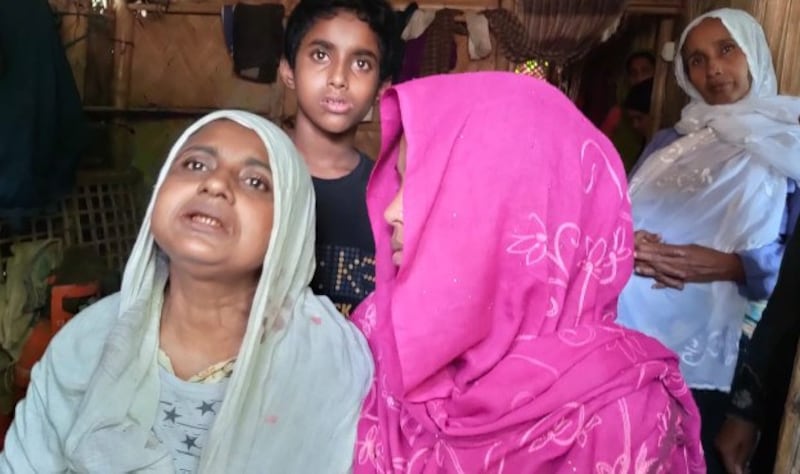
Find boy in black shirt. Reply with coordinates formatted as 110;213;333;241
280;0;399;316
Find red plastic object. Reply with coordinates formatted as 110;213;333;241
10;281;100;418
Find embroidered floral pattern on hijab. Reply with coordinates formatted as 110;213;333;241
351;72;705;473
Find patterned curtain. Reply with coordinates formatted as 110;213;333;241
484;0;629;66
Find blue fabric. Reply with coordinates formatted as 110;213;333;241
221;5;234;55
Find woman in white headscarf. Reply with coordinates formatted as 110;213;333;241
616;8;800;473
0;110;373;473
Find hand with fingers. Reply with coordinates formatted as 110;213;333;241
633;229;745;290
715;416;758;474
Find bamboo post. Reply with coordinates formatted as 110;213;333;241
649;16;675;138
496;0;513;71
60;1;90;99
110;0;135;169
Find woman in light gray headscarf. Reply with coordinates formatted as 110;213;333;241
0;110;373;473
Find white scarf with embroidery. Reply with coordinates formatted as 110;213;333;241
619;8;800;390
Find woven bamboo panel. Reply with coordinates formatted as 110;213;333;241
129;14;284;115
0;171;145;277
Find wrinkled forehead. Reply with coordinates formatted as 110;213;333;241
154;112;288;193
176;119;270;162
682;17;729;52
166;115;274;166
173;117;254;151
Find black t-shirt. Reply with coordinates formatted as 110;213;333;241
310;154;375;316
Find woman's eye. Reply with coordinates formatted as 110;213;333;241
183;159;207;171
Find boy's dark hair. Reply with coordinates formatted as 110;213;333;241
625;51;656;73
283;0;400;82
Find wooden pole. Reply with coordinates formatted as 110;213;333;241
111;0;134;110
649;16;675;138
59;1;90;99
496;0;512;71
110;0;135;169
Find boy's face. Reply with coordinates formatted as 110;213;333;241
281;10;384;135
151;120;275;278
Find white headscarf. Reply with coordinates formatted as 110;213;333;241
620;9;800;391
672;8;800;180
62;110;373;472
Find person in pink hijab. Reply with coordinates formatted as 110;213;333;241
351;72;704;473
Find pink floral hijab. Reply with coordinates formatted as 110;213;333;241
352;72;704;473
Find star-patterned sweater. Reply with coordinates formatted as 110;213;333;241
152;365;230;473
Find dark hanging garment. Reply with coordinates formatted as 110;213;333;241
0;0;87;214
230;3;284;84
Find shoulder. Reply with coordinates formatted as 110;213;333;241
357;152;375;178
359;152;375;167
639;128;682;162
42;293;121;385
299;291;371;367
628;128;682;176
648;128;682;150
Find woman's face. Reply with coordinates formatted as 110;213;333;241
383;136;407;267
682;17;751;105
151;119;275;278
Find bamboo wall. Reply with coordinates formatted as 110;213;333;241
52;0;514;183
757;4;800;468
54;0;798;182
748;0;800;96
54;0;686;181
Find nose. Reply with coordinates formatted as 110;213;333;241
706;57;723;77
328;58;349;90
383;187;403;227
198;169;234;203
